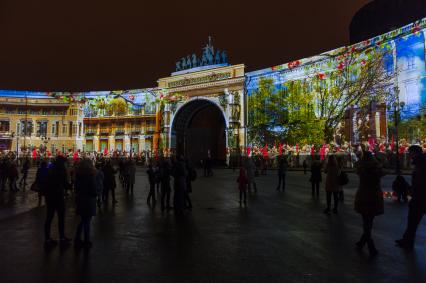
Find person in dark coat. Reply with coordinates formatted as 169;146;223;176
324;155;341;214
102;159;117;204
74;159;97;248
160;159;172;212
276;157;288;192
396;145;426;251
19;158;30;188
35;160;49;205
392;175;409;203
310;155;322;197
44;156;71;246
147;164;156;206
354;151;384;257
172;156;187;215
237;167;248;205
185;159;195;211
8;161;19;192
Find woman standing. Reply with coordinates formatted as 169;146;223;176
354;151;384;257
74;159;98;248
324;155;341;214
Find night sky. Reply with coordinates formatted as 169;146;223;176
0;0;370;92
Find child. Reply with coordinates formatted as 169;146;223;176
392;175;410;203
237;167;248;205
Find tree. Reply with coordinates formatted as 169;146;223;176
310;47;393;142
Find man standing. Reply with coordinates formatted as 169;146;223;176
276;157;288;192
396;145;426;251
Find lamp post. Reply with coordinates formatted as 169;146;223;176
390;85;405;174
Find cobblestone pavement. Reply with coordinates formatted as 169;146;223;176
0;168;425;283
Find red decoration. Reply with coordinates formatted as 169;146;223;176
317;73;326;80
129;95;135;101
412;25;421;33
288;60;301;69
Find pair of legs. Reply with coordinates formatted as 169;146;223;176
161;185;171;211
239;189;247;204
356;214;377;255
276;174;286;191
45;201;66;241
248;181;257;193
397;204;424;250
75;216;93;244
311;181;320;197
9;178;18;191
325;191;339;213
147;184;156;205
19;172;28;186
103;187;117;204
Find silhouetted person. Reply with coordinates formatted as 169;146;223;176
204;150;213;177
245;157;257;193
392;175;409;203
95;162;104;207
185;159;195;211
324;155;341;214
0;158;7;191
354;151;384;257
102;160;117;204
302;159;308;174
276;157;288;192
147;164;156;206
74;159;97;249
19;158;30;187
44;156;71;246
172;156;187;215
310;156;322;197
160;160;171;212
8;161;19;192
35;160;49;205
237;167;248;205
127;159;136;194
396;145;426;251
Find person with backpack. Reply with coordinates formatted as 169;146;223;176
354;151;385;257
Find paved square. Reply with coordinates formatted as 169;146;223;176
0;168;425;283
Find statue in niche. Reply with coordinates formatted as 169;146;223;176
191;54;198;68
186;55;192;69
181;57;187;70
176;61;182;71
221;51;228;64
215;50;222;64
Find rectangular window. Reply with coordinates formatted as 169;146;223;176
51;123;56;135
62;124;67;136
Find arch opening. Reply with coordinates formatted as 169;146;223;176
171;99;226;165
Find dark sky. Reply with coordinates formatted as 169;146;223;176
0;0;371;92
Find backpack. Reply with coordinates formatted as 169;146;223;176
339;171;349;186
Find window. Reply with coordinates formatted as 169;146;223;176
51;123;57;135
0;121;10;132
72;124;77;136
62;124;67;136
36;121;48;137
407;55;415;70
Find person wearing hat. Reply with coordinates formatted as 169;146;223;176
396;145;426;251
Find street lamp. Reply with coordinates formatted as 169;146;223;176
389;85;405;174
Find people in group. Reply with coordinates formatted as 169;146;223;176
324;155;341;214
74;159;98;248
392;174;409;203
396;145;426;251
354;151;384;257
276;157;288;192
35;160;49;205
44;156;71;246
237;167;248;205
310;155;322;197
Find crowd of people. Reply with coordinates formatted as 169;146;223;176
0;141;425;257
